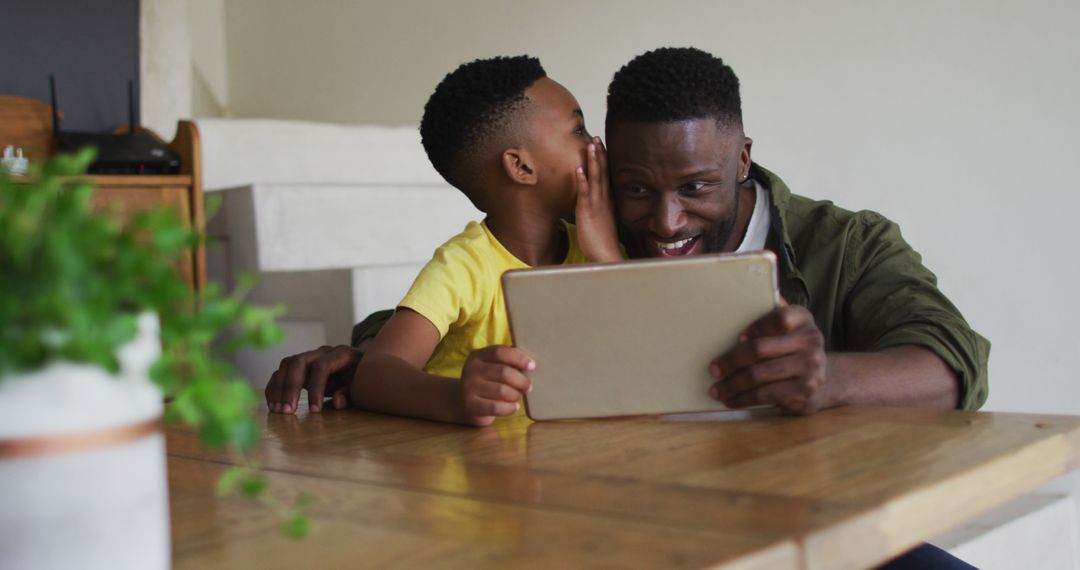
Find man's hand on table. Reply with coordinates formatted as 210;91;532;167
265;345;363;414
708;300;831;415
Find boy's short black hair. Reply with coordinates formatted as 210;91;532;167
606;47;743;130
420;56;547;208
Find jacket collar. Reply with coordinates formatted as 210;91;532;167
748;162;810;305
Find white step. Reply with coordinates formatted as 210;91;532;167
197;119;445;191
206;182;479;388
210;182;480;272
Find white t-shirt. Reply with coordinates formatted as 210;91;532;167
735;181;770;253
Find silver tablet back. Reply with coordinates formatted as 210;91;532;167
502;251;779;420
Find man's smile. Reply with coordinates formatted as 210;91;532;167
651;235;702;257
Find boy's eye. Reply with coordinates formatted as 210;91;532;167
574;126;590;138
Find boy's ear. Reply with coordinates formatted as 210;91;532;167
501;148;538;186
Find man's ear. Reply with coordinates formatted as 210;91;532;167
739;137;753;180
502;148;538;186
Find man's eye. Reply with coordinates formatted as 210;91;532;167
574;126;590;138
681;181;718;194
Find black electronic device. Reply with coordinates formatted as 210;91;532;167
50;76;181;175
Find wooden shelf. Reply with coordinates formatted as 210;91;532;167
91;121;207;294
86;174;193;187
5;119;206;295
7;174;193;187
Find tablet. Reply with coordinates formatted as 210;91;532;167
502;251;779;421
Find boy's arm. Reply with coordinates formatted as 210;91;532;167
575;138;623;263
353;308;534;426
352;308;456;422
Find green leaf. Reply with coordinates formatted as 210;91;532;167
239;476;267;498
253;319;285;347
282;514;311;540
228;415;262;451
73;146;97;171
198;419;228;449
170;390;202;426
216;467;247;497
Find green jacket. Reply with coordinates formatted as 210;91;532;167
753;163;989;410
354;163;990;410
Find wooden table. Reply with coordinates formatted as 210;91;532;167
166;406;1080;569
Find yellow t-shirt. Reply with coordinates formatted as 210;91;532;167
398;220;587;378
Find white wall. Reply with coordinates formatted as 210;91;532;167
203;0;1080;417
188;0;231;117
140;0;230;127
139;0;192;140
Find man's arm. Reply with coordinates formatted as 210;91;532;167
265;310;393;414
266;345;363;414
351;308;464;423
826;346;959;408
709;211;987;415
836;212;989;410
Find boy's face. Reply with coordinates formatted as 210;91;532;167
521;77;592;213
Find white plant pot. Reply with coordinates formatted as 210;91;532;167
0;313;170;570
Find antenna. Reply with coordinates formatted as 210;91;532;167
49;75;61;137
127;79;136;134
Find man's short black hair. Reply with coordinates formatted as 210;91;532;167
420;55;546;207
606;47;742;130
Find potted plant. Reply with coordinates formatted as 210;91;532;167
0;149;306;570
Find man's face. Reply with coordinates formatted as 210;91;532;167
606;119;751;259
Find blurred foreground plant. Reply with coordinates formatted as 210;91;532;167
0;148;311;538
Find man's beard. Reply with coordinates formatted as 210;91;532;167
703;188;741;253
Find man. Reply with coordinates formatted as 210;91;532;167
265;47;989;418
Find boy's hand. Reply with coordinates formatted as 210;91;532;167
575;137;623;263
458;345;535;426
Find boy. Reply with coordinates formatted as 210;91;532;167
350;56;621;426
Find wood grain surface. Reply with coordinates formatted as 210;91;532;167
167;406;1080;569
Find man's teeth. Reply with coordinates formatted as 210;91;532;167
656;237;694;250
